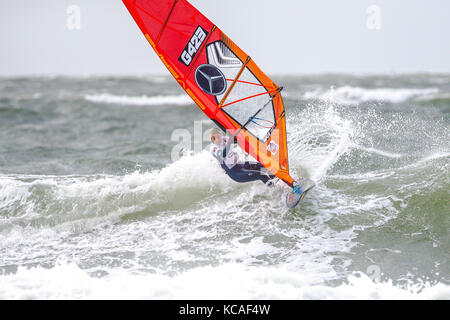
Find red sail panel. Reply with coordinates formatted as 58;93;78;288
123;0;295;187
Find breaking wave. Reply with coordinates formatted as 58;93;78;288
1;262;449;300
303;86;439;105
85;93;193;106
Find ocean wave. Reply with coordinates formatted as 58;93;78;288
303;86;439;105
84;93;193;106
0;152;230;232
0;262;448;300
415;93;450;104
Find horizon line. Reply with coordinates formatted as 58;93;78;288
1;70;449;80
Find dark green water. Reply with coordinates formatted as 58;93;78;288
0;74;448;299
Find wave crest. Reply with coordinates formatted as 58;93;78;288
303;86;439;105
84;93;193;106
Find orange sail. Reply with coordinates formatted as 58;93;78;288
123;0;295;187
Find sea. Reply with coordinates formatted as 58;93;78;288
0;73;449;299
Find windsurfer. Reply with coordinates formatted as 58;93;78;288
209;128;276;185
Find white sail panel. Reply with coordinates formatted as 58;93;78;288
206;41;276;141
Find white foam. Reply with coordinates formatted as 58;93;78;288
303;86;439;105
0;262;449;300
84;93;193;106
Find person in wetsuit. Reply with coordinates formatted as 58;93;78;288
209;128;276;185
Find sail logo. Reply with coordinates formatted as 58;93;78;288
195;64;227;96
267;141;279;155
179;26;208;66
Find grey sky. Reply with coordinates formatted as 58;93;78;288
1;0;449;76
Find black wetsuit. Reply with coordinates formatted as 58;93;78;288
211;137;275;185
222;162;275;184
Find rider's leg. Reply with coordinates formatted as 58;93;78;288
226;165;272;184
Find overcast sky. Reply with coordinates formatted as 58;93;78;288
1;0;449;76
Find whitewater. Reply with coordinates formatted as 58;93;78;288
0;74;449;299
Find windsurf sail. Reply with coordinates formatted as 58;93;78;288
123;0;295;187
